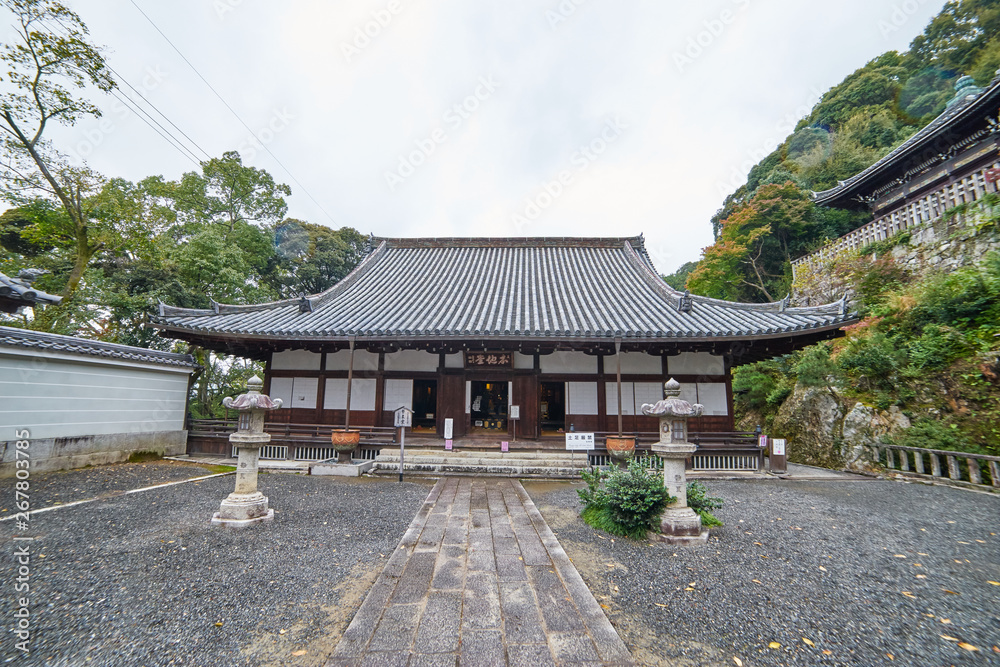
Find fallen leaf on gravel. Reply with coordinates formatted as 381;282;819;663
802;638;815;647
954;559;963;564
733;658;743;666
987;581;1000;586
688;582;696;587
913;563;922;567
886;653;894;660
822;650;832;655
600;604;610;609
915;574;927;579
918;552;928;556
291;650;307;656
768;642;780;649
992;645;999;653
941;635;959;642
958;643;979;652
214;622;223;627
819;566;827;572
942;589;960;595
752;579;762;584
940;618;951;624
894;554;906;558
976;539;985;543
684;587;695;592
279;629;287;635
901;591;916;599
753;542;763;546
654;603;667;608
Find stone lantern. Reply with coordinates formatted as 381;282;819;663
211;375;283;527
641;378;709;544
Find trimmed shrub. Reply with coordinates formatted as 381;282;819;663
578;461;674;540
686;480;724;528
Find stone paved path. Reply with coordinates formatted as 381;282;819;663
325;477;633;666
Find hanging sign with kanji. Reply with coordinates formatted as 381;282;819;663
465;351;513;368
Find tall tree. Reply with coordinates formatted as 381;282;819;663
0;0;115;299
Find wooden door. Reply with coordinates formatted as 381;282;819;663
437;374;466;438
512;374;539;440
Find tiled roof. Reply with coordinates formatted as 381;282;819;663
0;326;198;369
812;74;1000;207
0;271;62;313
152;237;853;343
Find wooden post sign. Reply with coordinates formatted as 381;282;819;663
394;407;413;483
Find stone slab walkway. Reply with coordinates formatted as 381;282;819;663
325;477;633;666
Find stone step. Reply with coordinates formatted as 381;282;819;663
371;460;585;479
376;448;588;461
375;453;591;469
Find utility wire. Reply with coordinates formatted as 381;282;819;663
128;0;339;225
40;17;206;168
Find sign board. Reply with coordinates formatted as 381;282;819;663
445;439;453;450
565;432;595;451
772;438;786;456
394;406;413;428
465;351;513;368
501;441;509;452
509;405;520;420
443;418;453;440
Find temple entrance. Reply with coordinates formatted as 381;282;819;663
469;380;508;434
540;381;565;436
412;379;437;433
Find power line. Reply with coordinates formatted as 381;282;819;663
128;0;339;226
40;17;206;168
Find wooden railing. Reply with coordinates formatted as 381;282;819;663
188;419;397;460
586;431;763;471
793;164;999;276
872;444;1000;490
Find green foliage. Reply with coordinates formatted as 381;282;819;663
577;466;608;508
837;332;906;393
578;461;674;540
686;481;723;527
793;344;837;388
662;260;698;290
883;418;977;454
908;324;969;370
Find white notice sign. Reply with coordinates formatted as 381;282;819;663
509;405;520;420
394;407;412;428
772;438;786;456
565;432;595;451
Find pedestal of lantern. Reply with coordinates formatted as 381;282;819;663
211;375;282;527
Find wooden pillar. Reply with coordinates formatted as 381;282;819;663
373;352;386;427
344;337;355;428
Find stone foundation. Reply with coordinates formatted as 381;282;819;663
0;430;187;477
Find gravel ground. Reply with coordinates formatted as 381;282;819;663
0;469;432;667
526;478;1000;667
0;461;221;513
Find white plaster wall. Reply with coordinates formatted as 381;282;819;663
325;349;379;372
540;351;597;374
566;382;598;415
384;379;413;411
697;383;729;416
667;352;725;376
384;350;439;372
0;349;191;440
324;378;377;410
444;352;463;368
270;377;317;409
271;350;322;371
633;382;664;409
605;382;636;416
604;352;661;375
513;352;534;369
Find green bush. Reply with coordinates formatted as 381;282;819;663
793;344;837;388
907;324;968;370
686;480;724;527
837;332;905;391
578;461;674;540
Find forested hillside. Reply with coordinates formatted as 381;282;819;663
676;0;1000;303
680;0;1000;465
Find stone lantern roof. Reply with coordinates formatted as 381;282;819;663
222;375;283;411
641;378;704;418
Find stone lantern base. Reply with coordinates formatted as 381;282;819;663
649;507;709;545
211;490;274;527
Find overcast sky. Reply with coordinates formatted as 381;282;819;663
43;0;946;275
